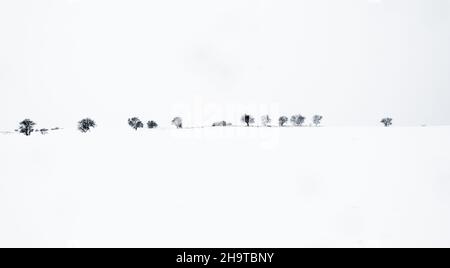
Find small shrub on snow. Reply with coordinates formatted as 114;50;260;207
212;121;227;127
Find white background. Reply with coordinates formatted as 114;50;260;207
1;0;450;129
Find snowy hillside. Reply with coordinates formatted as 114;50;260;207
1;126;450;247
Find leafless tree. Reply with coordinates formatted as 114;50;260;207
19;119;36;136
128;117;144;130
241;114;255;127
172;117;183;128
381;118;393;127
78;118;96;133
147;120;158;129
290;114;306;126
312;115;323;127
279;116;289;127
261;115;271;127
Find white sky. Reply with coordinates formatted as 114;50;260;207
1;0;449;129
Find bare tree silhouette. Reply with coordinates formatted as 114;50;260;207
241;114;255;127
279;116;289;127
261;115;272;127
381;118;393;127
147;120;158;129
19;119;36;136
290;114;305;127
312;115;323;127
78;118;96;133
172;117;183;129
128;117;144;130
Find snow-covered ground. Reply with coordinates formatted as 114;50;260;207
1;126;450;248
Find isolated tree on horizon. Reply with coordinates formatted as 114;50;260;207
78;118;96;133
19;119;36;136
128;117;144;130
241;114;255;127
172;117;183;129
261;115;271;127
279;116;289;127
381;117;393;127
147;120;158;129
290;114;306;127
312;115;323;127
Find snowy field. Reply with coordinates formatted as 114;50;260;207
1;126;450;248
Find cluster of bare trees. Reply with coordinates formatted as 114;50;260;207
126;117;181;129
240;114;323;127
14;115;394;136
126;117;159;131
17;119;55;136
